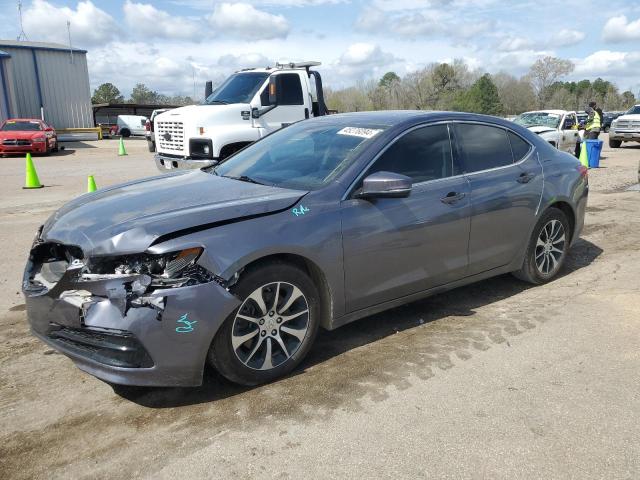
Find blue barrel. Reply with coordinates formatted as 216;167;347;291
585;140;603;168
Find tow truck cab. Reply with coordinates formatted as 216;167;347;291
154;61;329;171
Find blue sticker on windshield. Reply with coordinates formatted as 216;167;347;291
175;313;197;333
292;205;310;217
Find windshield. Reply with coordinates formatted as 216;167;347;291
514;112;561;129
625;105;640;115
211;122;387;190
1;121;42;131
204;72;269;105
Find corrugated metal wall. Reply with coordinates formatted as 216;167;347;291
0;46;93;128
0;57;10;122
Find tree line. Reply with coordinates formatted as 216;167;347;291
92;56;638;115
91;82;195;106
325;56;638;115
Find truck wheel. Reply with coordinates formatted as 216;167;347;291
609;138;622;148
209;261;320;386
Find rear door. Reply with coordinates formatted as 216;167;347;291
453;122;542;276
341;123;472;312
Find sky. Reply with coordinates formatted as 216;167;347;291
0;0;639;99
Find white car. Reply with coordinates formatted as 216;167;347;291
513;110;580;155
117;115;148;138
154;61;329;171
609;104;640;148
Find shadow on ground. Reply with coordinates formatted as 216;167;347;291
114;238;603;409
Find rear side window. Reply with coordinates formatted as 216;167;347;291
278;73;303;105
366;124;456;183
507;131;531;162
454;123;514;173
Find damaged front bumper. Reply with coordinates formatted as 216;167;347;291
23;245;240;387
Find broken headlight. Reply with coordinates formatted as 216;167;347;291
87;247;215;288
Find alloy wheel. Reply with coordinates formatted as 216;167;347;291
231;282;310;371
535;219;566;276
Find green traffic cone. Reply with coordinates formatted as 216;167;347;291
579;142;588;168
23;153;43;189
118;137;127;156
87;175;97;193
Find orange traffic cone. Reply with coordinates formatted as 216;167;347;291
23;153;43;189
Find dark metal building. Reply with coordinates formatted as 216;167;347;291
0;40;92;128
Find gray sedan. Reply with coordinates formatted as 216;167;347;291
23;111;588;387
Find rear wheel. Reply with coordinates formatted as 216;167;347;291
120;129;131;138
609;138;622;148
210;262;320;385
514;208;570;284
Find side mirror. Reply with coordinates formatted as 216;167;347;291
268;76;278;106
357;171;412;199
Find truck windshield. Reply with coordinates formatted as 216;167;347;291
204;72;269;105
625;105;640;115
514;112;561;129
210;121;388;191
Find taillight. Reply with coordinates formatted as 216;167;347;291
145;120;151;131
577;165;588;178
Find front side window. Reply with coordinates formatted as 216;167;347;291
211;121;387;190
365;124;455;184
454;123;514;173
205;72;269;105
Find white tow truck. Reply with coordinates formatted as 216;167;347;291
513;110;581;155
154;61;329;171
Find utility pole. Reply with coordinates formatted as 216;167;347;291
67;20;74;64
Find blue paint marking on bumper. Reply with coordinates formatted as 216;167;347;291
24;260;241;387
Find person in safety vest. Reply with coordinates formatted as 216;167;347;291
585;100;602;139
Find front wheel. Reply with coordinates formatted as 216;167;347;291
609;138;622;148
513;208;570;284
210;262;320;385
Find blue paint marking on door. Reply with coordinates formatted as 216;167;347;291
175;313;197;333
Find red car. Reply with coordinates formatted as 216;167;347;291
0;118;58;156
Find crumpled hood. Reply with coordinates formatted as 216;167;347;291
42;170;306;256
527;126;556;135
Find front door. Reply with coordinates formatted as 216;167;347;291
452;123;543;275
341;123;472;313
560;113;579;154
253;72;309;136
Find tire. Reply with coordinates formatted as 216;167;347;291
147;139;155;152
210;261;320;385
604;126;610;133
52;139;59;152
513;207;571;285
609;138;622;148
120;129;131;138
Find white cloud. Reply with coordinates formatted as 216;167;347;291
217;53;272;68
209;3;290;39
495;36;534;52
22;0;118;47
574;50;640;78
123;1;200;41
602;15;640;42
552;29;586;47
330;43;401;82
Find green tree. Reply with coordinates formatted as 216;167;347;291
454;74;503;115
129;83;159;104
621;91;637;108
379;71;400;88
91;82;124;104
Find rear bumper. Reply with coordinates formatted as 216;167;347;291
155;153;217;171
23;254;240;387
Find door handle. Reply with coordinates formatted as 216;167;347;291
440;191;466;204
517;172;536;184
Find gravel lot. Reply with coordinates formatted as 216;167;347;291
0;136;639;479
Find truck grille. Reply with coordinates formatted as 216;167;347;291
615;120;640;130
156;121;184;152
3;139;31;145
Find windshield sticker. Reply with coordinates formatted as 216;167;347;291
175;313;197;333
292;205;310;217
337;127;383;139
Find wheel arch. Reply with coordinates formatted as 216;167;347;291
219;141;252;159
545;200;576;241
231;253;334;330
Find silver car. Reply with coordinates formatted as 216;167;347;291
23;111;588;387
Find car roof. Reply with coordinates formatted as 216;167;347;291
312;110;520;127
